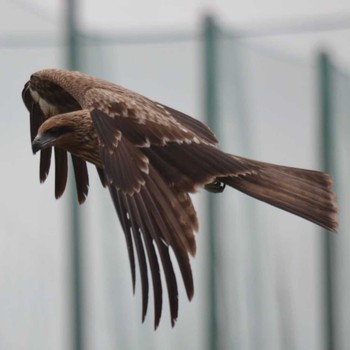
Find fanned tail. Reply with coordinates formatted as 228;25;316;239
222;158;338;232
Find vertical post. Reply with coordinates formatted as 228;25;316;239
318;52;334;350
67;0;79;70
66;1;84;350
203;15;219;350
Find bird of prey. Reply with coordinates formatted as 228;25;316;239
22;68;338;328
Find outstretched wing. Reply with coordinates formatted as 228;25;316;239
91;109;198;328
80;83;258;327
22;78;106;203
88;99;257;328
24;69;258;327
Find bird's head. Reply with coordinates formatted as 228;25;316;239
31;110;93;153
32;116;76;154
31;110;101;166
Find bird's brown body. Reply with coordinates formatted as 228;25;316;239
22;69;338;328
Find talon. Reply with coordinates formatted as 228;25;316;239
204;181;226;193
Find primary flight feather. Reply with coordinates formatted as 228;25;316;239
22;68;338;328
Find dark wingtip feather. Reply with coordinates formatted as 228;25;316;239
72;156;89;204
121;195;149;326
22;82;31;109
39;148;52;183
96;167;107;187
109;187;136;293
54;148;68;200
30;103;45;143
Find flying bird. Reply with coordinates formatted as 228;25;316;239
22;68;338;328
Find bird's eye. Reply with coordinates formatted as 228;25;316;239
48;126;73;137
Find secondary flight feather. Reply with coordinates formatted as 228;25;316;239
22;68;338;328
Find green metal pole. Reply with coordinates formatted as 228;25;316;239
318;52;335;350
203;15;219;350
66;1;84;350
67;0;79;70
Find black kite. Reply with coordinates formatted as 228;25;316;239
22;69;338;328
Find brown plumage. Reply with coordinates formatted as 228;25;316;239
22;68;338;328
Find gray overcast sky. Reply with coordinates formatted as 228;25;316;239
80;0;350;31
3;0;350;65
5;0;350;30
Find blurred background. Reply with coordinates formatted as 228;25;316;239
1;0;350;349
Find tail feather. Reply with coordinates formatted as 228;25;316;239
222;158;338;232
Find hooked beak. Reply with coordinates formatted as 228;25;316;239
32;134;55;154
